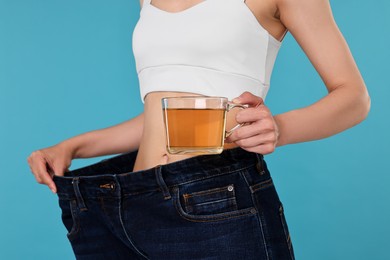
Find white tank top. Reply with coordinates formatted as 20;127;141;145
132;0;282;102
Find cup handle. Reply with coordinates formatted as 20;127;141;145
225;103;248;138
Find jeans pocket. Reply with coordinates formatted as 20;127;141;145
172;184;257;223
59;199;80;241
183;184;238;215
279;203;295;259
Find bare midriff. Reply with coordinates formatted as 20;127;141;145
133;92;240;172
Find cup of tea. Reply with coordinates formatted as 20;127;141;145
162;96;247;155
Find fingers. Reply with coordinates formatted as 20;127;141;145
226;127;277;154
228;92;279;155
226;125;278;154
227;106;276;141
228;123;277;144
232;91;264;107
38;161;57;193
235;105;272;125
27;151;57;194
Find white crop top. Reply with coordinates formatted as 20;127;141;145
132;0;282;102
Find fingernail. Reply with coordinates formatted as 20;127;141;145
50;187;56;193
232;98;240;103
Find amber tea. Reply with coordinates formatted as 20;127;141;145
162;96;246;155
165;108;226;154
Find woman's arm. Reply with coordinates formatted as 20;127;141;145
227;0;370;153
274;0;370;146
60;113;144;158
27;113;144;193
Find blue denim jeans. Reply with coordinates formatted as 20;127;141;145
53;148;294;259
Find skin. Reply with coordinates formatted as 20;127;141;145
27;0;370;193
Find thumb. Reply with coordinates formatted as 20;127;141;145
232;91;263;107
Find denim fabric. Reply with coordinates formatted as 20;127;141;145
53;148;294;260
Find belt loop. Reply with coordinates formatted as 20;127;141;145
155;166;171;200
72;177;88;211
255;153;266;175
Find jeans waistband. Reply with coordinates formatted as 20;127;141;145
53;147;266;200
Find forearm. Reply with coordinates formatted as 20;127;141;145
58;113;144;158
274;83;370;147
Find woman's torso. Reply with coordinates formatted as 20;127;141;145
133;0;286;171
133;92;241;171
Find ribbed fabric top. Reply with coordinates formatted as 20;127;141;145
132;0;282;102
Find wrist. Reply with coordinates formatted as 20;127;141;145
57;139;80;159
274;114;287;147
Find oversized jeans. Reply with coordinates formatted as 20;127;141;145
53;147;295;259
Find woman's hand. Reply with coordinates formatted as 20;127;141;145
27;142;74;193
226;92;279;155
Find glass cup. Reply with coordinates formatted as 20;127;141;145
162;96;246;155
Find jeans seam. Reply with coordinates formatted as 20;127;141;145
241;170;270;260
279;204;295;259
254;195;271;260
115;177;149;260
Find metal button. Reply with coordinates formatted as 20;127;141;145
100;182;115;190
227;185;234;192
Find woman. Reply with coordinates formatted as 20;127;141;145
27;0;370;259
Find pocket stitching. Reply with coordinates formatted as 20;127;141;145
183;184;234;198
173;187;257;223
183;184;237;214
250;178;274;193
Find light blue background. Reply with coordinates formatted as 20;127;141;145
1;0;389;259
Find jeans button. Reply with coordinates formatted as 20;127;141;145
100;182;115;190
